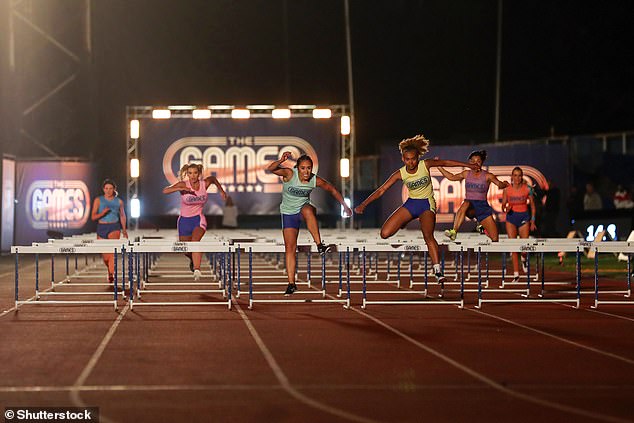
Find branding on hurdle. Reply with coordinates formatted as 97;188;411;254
26;180;91;230
172;246;189;252
404;245;422;251
58;247;76;253
520;246;537;252
162;136;318;193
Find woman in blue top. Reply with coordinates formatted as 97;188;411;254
91;179;127;283
267;152;352;295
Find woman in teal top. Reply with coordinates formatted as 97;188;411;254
91;179;127;283
267;152;352;296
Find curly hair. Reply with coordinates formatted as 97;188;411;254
398;134;430;157
180;163;204;180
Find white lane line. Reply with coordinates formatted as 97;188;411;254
346;304;631;423
70;304;129;423
468;308;634;365
584;308;634;322
234;301;379;423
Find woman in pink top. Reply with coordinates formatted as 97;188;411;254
502;166;537;281
163;163;227;280
438;150;508;242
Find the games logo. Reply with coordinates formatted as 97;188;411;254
162;136;319;194
403;166;548;224
26;180;90;229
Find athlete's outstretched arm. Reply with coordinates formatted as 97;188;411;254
354;170;401;214
487;173;510;189
162;181;188;195
316;177;353;217
436;167;468;181
204;176;228;200
426;159;478;170
266;151;294;180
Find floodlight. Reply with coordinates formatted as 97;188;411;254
313;109;332;119
231;109;250;119
340;158;350;178
152;109;171;119
193;109;212;119
131;198;140;218
130;159;140;178
130;120;139;139
272;109;291;119
341;116;350;135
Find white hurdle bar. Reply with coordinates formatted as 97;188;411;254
241;244;350;310
588;242;634;308
126;242;232;309
345;243;464;309
472;241;584;308
11;243;127;310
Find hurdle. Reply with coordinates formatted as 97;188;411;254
11;242;127;311
471;241;582;308
588;241;634;308
349;243;464;309
126;242;232;309
243;244;350;310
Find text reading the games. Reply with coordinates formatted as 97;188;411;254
26;180;90;230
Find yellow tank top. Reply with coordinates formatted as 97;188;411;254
400;163;434;200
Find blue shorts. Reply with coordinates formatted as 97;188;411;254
506;210;530;228
467;200;494;222
97;222;121;239
282;213;302;229
178;215;207;237
402;198;434;218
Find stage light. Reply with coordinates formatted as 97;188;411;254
193;109;211;119
231;109;250;119
340;158;350;178
341;197;351;217
289;104;316;110
130;159;140;178
168;105;195;110
341;116;350;135
131;198;140;218
272;108;291;119
152;109;171;119
247;105;275;110
130;120;139;139
313;109;332;119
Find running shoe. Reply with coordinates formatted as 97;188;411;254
284;283;298;296
511;275;520;283
317;242;334;256
434;272;447;284
444;229;457;241
193;269;202;281
476;224;485;234
108;273;115;283
521;256;528;273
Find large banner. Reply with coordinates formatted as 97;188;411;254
379;143;569;230
138;118;340;216
15;161;97;244
1;157;16;251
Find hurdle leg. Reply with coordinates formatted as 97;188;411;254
521;252;531;298
14;251;19;308
500;252;506;288
593;247;599;309
476;248;482;309
248;248;253;310
35;254;39;300
361;248;367;308
337;251;343;297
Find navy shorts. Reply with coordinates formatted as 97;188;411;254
97;222;121;239
506;210;530;228
402;198;434;218
467;200;494;222
178;215;207;237
282;213;302;229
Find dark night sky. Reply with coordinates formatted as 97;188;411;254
2;0;634;168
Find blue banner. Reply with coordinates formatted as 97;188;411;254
138;118;341;216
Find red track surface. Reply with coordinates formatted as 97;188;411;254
1;254;633;423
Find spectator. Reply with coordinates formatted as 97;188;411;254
583;183;602;211
613;185;634;209
222;196;239;228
